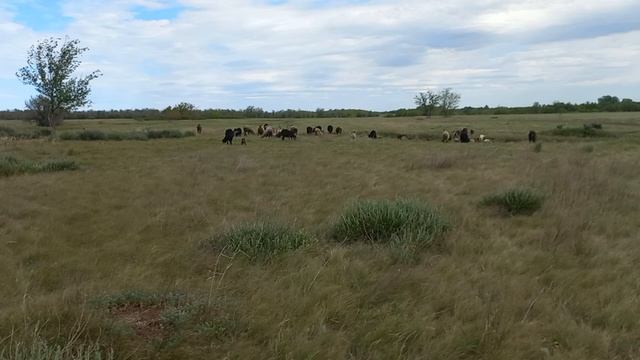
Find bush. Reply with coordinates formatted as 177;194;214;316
480;189;544;215
207;221;313;262
549;126;611;138
59;129;195;141
0;156;78;177
332;199;449;249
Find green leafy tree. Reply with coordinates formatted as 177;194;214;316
414;90;440;117
16;37;101;128
439;88;461;117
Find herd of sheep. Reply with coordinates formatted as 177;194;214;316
197;123;538;145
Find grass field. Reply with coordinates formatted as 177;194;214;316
1;113;639;359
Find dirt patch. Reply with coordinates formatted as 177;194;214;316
110;304;168;341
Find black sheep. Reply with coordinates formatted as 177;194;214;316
335;127;343;135
234;128;243;137
528;131;537;143
196;124;202;134
222;129;234;144
460;128;470;143
306;126;313;135
327;125;334;134
243;127;255;136
279;129;297;140
368;130;377;139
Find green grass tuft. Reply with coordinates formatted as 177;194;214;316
0;125;52;139
480;189;544;215
548;126;612;138
59;129;195;141
332;199;449;250
0;156;78;177
207;221;313;262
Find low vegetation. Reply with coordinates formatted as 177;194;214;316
0;156;78;177
0;125;51;139
548;125;612;137
480;188;544;215
206;221;314;262
58;129;195;141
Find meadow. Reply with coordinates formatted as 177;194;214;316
1;112;639;359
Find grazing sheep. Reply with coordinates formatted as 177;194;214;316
314;128;324;136
351;131;357;140
306;126;313;135
279;129;297;140
243;127;255;136
442;130;451;143
222;129;234;144
257;125;265;136
460;128;470;143
368;130;377;139
241;138;247;145
262;126;275;138
290;127;298;135
479;134;486;142
327;125;334;134
397;134;408;140
335;127;343;135
196;124;202;134
528;131;537;143
234;128;243;137
314;126;323;132
453;129;461;142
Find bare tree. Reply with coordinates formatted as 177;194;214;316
17;37;101;128
439;88;461;117
414;90;440;118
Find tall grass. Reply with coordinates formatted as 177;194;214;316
0;156;78;177
548;126;612;137
0;125;51;139
480;188;544;215
59;129;195;141
332;199;449;247
207;221;313;262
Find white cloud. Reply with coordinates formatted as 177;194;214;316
0;0;639;109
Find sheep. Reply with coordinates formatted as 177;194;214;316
528;131;537;143
196;124;202;134
351;131;357;140
243;127;255;136
460;128;470;143
233;128;242;137
314;128;324;136
306;126;313;135
279;129;297;140
314;126;323;132
335;127;343;135
241;138;247;145
453;129;461;142
257;125;265;136
442;130;451;143
327;125;334;134
262;126;275;138
479;134;486;142
289;127;298;135
368;130;377;139
222;129;234;144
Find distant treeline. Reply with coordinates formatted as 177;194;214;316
1;95;638;121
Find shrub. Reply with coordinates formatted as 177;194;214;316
59;129;195;141
480;189;544;215
207;221;313;262
549;126;611;138
0;156;78;177
332;199;449;250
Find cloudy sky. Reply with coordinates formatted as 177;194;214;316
1;0;639;111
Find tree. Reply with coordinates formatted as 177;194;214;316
25;95;59;127
17;37;101;128
414;90;440;117
439;88;461;117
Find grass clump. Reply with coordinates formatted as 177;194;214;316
480;189;544;215
332;199;449;248
533;142;542;153
207;221;313;262
0;156;78;177
0;338;113;360
0;125;51;139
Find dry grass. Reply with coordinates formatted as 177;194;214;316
0;113;639;359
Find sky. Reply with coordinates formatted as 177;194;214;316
1;0;639;111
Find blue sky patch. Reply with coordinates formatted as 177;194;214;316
10;0;71;32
